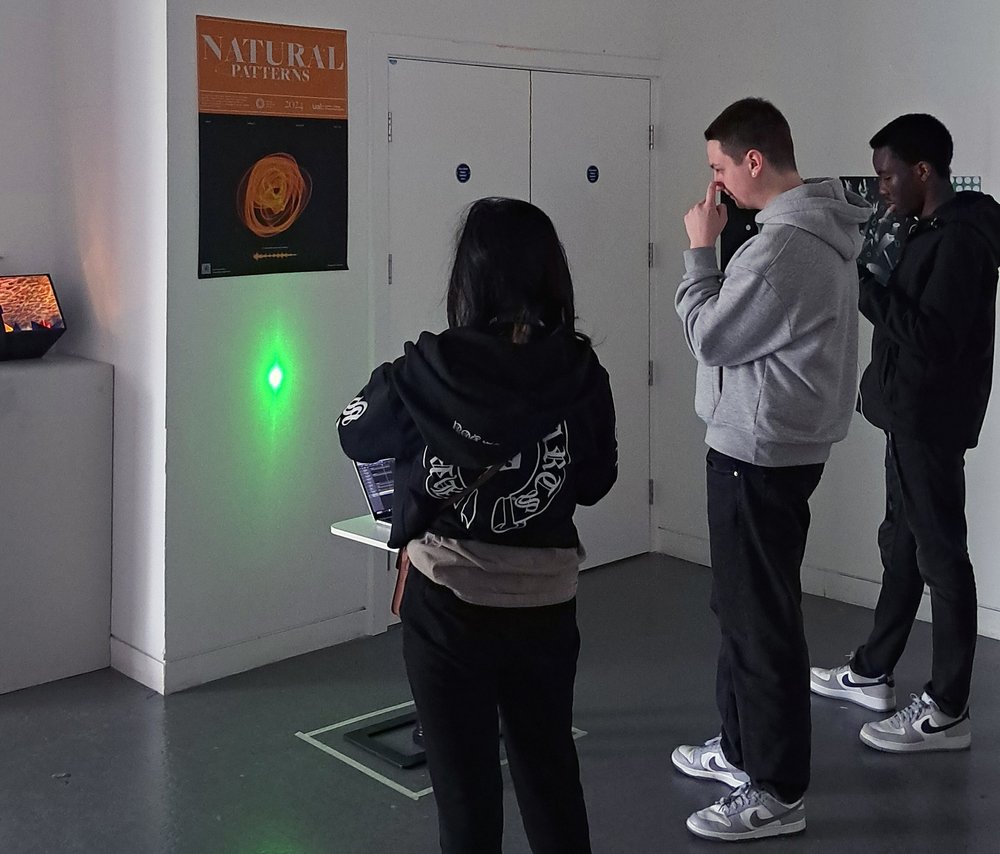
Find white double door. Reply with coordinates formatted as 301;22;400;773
386;58;650;567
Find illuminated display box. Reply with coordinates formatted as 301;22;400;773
0;274;66;360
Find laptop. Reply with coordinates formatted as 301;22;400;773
353;458;394;526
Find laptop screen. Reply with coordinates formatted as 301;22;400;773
354;458;394;524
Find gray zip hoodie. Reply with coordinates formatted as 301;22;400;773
676;178;870;466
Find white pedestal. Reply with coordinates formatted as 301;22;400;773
0;354;113;693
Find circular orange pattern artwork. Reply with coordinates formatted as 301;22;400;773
236;153;313;238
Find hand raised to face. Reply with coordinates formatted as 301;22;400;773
684;181;729;249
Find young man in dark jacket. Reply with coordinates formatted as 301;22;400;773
811;114;1000;753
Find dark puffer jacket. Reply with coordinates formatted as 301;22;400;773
859;191;1000;448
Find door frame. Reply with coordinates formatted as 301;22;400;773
365;35;661;634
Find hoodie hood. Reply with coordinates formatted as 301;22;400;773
757;177;871;261
391;326;606;468
929;191;1000;264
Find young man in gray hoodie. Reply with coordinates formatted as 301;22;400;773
671;98;869;842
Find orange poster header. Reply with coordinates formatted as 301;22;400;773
196;16;347;119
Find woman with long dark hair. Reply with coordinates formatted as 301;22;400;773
339;197;617;853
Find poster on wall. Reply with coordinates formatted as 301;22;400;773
196;16;348;278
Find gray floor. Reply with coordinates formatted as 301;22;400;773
2;553;998;853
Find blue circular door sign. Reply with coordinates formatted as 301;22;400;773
456;163;471;183
587;165;600;183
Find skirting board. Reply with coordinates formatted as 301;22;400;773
111;609;373;695
656;527;710;568
111;638;165;694
656;527;1000;641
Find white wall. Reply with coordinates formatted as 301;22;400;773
6;0;999;694
161;0;665;691
0;2;168;688
652;0;1000;637
0;1;59;275
53;1;170;689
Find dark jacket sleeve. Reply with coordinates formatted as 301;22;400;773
337;362;407;463
575;370;618;507
859;229;994;362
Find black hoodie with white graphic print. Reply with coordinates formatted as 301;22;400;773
338;326;617;550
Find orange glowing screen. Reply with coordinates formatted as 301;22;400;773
0;275;65;333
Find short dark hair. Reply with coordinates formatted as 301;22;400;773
446;197;577;336
704;97;797;172
869;113;953;179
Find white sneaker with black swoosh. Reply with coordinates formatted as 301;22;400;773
810;659;895;711
671;735;750;788
860;691;971;752
686;782;806;841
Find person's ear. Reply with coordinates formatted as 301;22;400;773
915;161;932;183
746;149;764;179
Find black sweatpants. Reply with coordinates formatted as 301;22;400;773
400;567;591;854
706;448;824;804
852;433;978;717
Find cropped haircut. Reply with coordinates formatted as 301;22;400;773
704;97;797;172
446;197;578;338
869;113;953;179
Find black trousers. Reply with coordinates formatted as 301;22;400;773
400;568;591;854
706;448;823;804
852;433;978;717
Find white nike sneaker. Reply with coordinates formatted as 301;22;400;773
860;692;971;753
810;660;895;711
671;735;749;788
686;782;806;841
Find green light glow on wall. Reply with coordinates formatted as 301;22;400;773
267;362;284;392
253;325;299;447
